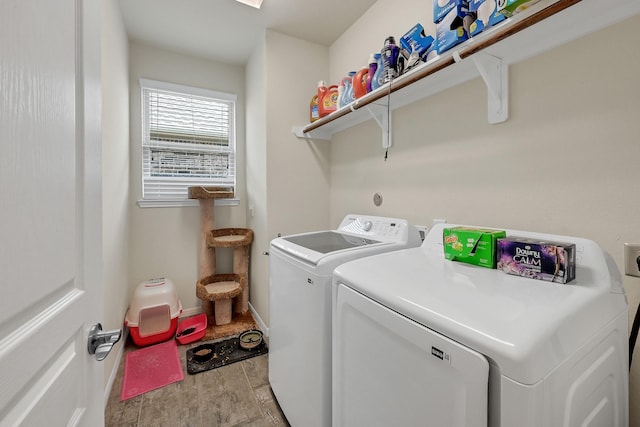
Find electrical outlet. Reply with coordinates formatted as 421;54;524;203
415;225;430;241
624;243;640;278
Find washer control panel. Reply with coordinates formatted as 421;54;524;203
338;215;409;241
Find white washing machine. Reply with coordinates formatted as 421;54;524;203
332;223;628;427
268;214;422;427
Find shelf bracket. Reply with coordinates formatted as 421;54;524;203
364;103;392;150
454;51;508;124
473;52;508;124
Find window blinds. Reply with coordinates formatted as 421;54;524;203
140;79;236;201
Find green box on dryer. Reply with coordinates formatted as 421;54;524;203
443;227;506;268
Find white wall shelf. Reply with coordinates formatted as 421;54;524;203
293;0;640;143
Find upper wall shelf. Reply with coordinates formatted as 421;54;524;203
293;0;640;142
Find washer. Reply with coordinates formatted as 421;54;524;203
332;223;628;427
268;214;422;427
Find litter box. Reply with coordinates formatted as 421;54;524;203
176;313;207;345
125;277;182;347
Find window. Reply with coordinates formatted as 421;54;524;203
139;78;236;206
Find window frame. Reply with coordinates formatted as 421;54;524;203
137;78;238;208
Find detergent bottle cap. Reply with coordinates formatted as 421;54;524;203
368;53;377;64
384;36;396;46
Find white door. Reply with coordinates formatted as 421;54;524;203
333;284;490;427
0;0;104;426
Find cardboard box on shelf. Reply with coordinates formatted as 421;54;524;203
434;0;469;23
436;3;472;54
497;0;541;17
401;23;435;57
468;0;506;36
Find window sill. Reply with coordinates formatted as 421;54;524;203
137;198;240;208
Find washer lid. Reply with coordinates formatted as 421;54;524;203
332;223;627;385
272;231;388;266
282;231;380;254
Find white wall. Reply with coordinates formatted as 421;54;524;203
329;3;640;424
100;0;129;386
128;42;247;312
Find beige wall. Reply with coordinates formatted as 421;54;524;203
330;0;430;83
329;4;640;424
246;33;269;324
101;0;130;388
245;30;331;326
264;30;331;238
128;42;247;312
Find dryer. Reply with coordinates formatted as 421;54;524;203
332;223;628;427
269;214;422;427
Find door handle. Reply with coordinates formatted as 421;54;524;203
88;323;122;361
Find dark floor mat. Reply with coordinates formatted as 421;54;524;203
186;336;268;375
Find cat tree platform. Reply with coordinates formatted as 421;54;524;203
196;274;243;326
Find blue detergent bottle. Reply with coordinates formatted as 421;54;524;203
371;54;384;91
343;71;356;106
366;53;379;93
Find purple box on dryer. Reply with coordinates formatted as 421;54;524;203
497;237;576;284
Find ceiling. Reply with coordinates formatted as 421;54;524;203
118;0;377;65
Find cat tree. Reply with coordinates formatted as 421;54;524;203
188;186;257;339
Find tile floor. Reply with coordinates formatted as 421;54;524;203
105;337;290;427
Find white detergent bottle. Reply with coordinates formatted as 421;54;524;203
337;80;345;108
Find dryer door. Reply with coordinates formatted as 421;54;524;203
333;284;489;427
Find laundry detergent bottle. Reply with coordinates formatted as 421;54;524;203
337;80;345;109
326;84;339;114
310;94;319;122
353;67;369;99
344;71;356;106
317;80;328;117
341;76;351;108
318;81;338;117
381;36;400;83
371;54;384;91
366;53;379;93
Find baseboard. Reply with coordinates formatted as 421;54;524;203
180;306;202;318
103;328;128;408
249;302;268;337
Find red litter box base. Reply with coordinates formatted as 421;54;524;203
176;313;207;345
129;317;178;347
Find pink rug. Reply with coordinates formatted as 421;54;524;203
120;340;184;401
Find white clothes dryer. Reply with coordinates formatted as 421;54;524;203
268;214;422;427
332;223;628;427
